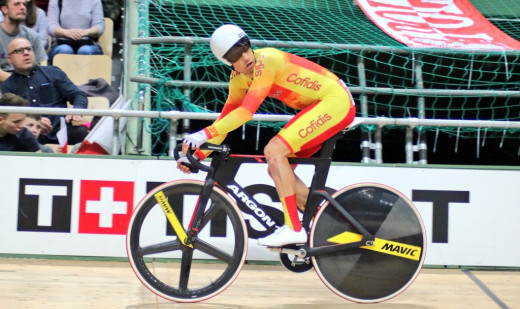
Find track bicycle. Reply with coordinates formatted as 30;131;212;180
126;132;426;303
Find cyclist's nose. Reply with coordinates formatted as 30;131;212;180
239;52;247;61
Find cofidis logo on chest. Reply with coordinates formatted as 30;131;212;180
287;73;322;91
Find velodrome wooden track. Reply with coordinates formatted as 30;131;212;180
1;257;518;309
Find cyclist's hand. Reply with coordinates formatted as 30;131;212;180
183;130;208;149
177;156;193;174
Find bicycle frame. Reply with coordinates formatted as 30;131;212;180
129;133;426;303
184;133;375;257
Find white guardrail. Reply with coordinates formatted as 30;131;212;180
2;105;520;156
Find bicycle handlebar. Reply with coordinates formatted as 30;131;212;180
174;142;230;173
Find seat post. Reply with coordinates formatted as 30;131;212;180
316;132;343;159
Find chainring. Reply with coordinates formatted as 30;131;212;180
279;245;313;273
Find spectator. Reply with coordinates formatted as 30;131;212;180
35;0;47;11
1;37;89;145
24;113;55;152
0;0;48;82
0;0;49;49
46;0;105;63
0;92;41;152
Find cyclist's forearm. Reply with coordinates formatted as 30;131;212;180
197;134;227;160
205;107;253;139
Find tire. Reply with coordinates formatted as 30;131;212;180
310;183;426;303
127;180;248;302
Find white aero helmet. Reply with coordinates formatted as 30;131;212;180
210;24;249;66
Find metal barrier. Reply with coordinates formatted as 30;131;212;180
127;35;520;163
2;105;520;159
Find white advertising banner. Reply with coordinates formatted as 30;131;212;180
355;0;520;50
0;154;519;267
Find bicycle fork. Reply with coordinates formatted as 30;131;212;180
185;178;216;246
154;190;194;248
153;177;216;247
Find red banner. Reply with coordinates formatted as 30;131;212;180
355;0;520;50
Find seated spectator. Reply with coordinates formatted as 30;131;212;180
24;113;55;152
0;92;41;152
1;37;89;145
0;0;48;49
46;0;105;63
0;0;48;82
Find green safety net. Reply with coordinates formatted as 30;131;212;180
134;0;520;155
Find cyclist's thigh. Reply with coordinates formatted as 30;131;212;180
277;90;355;154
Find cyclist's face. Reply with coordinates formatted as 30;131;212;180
231;47;255;77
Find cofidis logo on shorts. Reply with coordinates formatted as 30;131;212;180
298;114;332;138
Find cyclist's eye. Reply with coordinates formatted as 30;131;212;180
225;44;249;63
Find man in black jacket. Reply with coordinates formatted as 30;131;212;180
1;37;88;145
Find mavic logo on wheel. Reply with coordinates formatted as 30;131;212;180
380;243;418;259
155;192;172;214
327;231;422;261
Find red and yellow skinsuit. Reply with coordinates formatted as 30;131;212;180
199;47;355;159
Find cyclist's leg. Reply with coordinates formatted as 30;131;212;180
295;174;309;211
277;92;355;157
259;138;307;246
267;162;309;211
259;91;354;247
292;144;322;211
264;142;301;234
276;90;355;214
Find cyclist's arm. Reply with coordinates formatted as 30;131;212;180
194;73;246;160
204;55;279;139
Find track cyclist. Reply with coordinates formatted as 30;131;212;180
178;24;356;247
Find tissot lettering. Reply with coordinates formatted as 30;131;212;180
18;178;73;232
25;185;68;226
412;190;470;243
298;114;332;137
227;184;276;227
286;73;322;91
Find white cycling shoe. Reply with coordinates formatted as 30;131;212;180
257;225;308;247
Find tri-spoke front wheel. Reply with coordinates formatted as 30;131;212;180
127;180;248;302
